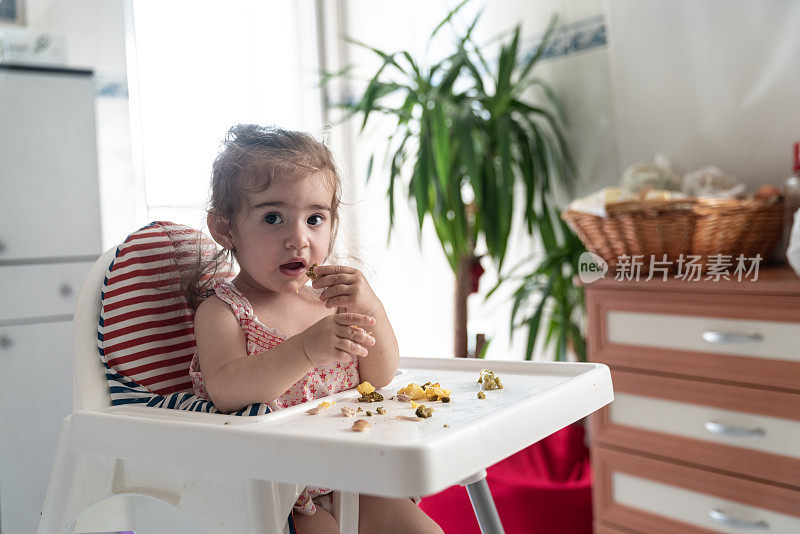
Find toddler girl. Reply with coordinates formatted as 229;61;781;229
186;125;442;534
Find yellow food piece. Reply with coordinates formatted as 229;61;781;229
356;381;375;395
305;401;334;415
397;382;452;402
396;383;427;400
424;386;451;399
410;400;421;409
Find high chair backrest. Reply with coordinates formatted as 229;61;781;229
73;222;233;412
74;247;118;411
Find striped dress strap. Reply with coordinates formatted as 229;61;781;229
212;280;254;322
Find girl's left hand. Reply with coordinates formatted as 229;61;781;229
311;265;382;316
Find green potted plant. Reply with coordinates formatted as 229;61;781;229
325;1;582;359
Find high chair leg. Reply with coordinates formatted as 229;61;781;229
39;416;79;534
39;418;134;534
38;416;302;534
42;452;134;533
332;490;359;534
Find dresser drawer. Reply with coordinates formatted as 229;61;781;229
0;262;95;322
592;370;800;487
587;290;800;391
594;522;635;534
607;311;800;361
594;446;800;534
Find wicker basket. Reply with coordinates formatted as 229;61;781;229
561;199;697;271
561;197;784;271
692;197;784;263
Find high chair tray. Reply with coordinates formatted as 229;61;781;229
70;357;613;497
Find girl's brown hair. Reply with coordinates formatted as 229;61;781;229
182;124;343;309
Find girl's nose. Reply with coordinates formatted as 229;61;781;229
285;223;310;249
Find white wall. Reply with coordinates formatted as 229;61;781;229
604;0;800;187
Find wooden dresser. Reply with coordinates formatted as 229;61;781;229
584;268;800;534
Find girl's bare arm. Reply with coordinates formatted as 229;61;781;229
354;301;399;388
194;296;312;413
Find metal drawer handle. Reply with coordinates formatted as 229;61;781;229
60;284;74;297
0;335;12;349
705;421;765;438
709;508;768;529
702;331;763;344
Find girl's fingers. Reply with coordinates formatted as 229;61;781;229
339;324;376;346
312;265;355;279
312;272;354;289
334;336;368;357
334;313;375;327
319;284;350;301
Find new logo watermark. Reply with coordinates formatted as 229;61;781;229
576;253;762;283
578;252;608;283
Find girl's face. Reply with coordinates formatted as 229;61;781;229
228;171;335;296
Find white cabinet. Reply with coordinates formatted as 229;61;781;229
0;66;101;261
0;64;101;534
0;322;74;534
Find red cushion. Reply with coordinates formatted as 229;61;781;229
99;221;231;396
418;423;592;533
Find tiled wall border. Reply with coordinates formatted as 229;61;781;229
530;14;607;61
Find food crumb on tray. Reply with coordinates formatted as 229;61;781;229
341;407;356;417
356;381;384;402
351;419;371;432
305;401;335;415
415;405;434;418
358;391;384;403
478;369;503;390
395;415;421;422
356;381;375;395
397;382;451;402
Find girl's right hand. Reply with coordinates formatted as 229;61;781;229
300;313;377;366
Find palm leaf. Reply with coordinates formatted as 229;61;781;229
326;0;584;364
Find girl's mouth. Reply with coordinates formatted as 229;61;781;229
279;262;305;276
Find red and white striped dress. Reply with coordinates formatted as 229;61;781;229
189;279;360;515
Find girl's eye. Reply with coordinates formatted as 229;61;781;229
264;213;283;225
308;214;326;226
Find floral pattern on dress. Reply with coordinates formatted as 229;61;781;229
189;279;360;515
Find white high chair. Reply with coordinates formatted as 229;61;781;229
39;229;614;534
38;247;361;533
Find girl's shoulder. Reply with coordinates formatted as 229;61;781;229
193;294;242;342
195;293;235;323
